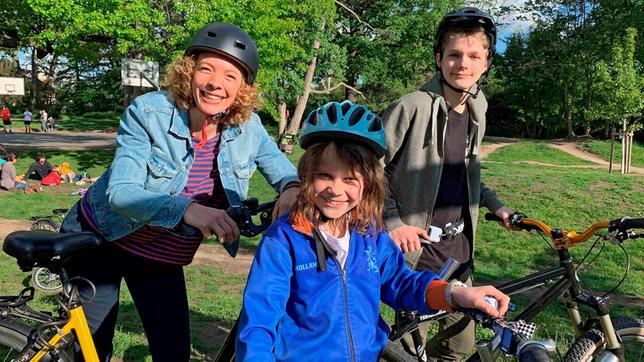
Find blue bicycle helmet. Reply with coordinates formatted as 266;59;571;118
299;101;387;157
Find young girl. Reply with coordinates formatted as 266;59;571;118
236;101;510;361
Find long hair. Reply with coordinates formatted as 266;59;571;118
162;55;260;126
289;141;386;234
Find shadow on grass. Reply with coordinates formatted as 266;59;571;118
115;301;236;360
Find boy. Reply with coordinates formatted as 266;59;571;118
381;7;515;361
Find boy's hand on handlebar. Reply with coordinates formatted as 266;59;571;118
495;207;520;231
451;285;510;318
388;225;428;253
183;203;240;242
272;186;300;220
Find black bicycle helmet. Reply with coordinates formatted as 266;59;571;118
185;23;259;84
433;7;497;61
299;101;387;157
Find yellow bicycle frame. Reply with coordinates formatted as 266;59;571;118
30;305;98;362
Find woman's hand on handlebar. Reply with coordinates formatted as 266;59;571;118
183;203;240;242
451;285;510;318
388;224;429;253
272;186;300;220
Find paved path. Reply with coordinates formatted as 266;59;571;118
0;130;116;150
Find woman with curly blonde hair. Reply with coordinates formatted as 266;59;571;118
59;23;299;361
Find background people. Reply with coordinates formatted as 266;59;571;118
24;154;55;181
1;153;28;191
1;105;11;133
23;109;33;133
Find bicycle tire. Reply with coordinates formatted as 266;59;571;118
31;218;60;232
380;340;417;362
563;317;644;361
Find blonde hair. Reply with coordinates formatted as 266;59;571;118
163;55;261;126
439;26;491;60
289;142;385;234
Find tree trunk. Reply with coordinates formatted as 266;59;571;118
277;100;287;139
286;36;321;136
563;82;574;139
30;46;38;109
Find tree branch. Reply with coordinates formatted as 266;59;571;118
334;0;374;31
310;81;364;98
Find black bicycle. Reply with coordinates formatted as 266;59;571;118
382;214;644;362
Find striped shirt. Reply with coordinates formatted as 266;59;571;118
80;133;230;265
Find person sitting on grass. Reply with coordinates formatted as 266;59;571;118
24;154;55;181
236;101;510;361
1;153;28;191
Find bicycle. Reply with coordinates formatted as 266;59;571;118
382;214;644;362
28;208;69;294
0;199;275;362
30;208;69;232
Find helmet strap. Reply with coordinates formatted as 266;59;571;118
439;73;480;99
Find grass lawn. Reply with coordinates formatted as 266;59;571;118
1;143;642;360
581;139;644;168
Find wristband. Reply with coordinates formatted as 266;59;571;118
445;280;467;309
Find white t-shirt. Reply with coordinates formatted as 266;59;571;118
319;226;351;269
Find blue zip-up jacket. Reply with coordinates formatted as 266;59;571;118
77;91;298;252
236;214;440;361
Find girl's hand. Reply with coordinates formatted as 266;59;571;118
272;186;300;220
451;285;510;318
183;203;240;242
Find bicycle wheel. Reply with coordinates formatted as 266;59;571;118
0;318;73;361
380;340;417;362
32;267;63;293
31;218;59;232
563;317;644;361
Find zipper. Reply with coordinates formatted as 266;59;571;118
337;258;356;361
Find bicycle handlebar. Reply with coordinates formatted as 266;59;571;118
485;212;643;249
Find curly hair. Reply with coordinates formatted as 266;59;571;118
289;141;385;235
163;55;260;126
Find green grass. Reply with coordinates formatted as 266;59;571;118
485;141;596;165
1;141;643;360
55;114;120;132
581;139;644;168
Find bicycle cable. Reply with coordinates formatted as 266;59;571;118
601;243;630;298
574;236;605;300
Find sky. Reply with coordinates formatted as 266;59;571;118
471;0;535;54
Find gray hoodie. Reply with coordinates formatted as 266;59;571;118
381;74;504;263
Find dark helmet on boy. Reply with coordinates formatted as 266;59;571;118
300;101;387;157
185;23;259;84
433;7;497;62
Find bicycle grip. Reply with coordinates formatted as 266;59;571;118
616;217;644;231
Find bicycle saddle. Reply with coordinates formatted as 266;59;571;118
3;231;103;271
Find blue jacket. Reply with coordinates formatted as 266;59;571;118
82;91;298;246
236;214;439;361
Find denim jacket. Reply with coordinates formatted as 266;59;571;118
83;91;298;243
